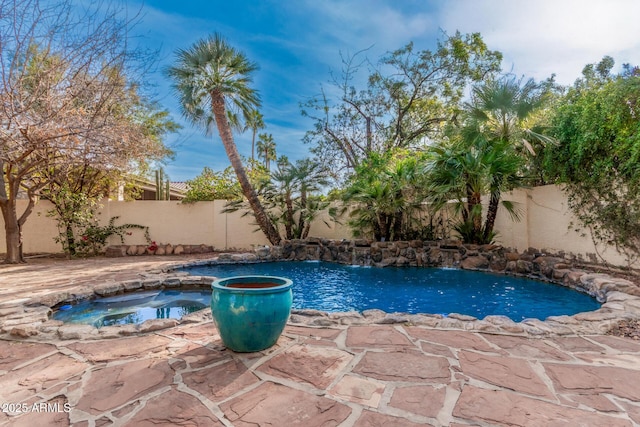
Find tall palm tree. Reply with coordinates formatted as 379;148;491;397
256;133;276;171
464;75;549;241
427;75;543;244
166;34;281;245
244;110;265;163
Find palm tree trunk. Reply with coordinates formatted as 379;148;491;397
211;93;281;245
371;208;382;241
301;222;312;240
483;191;500;242
284;192;294;239
380;213;392;241
392;210;403;241
251;130;256;163
298;188;307;239
466;181;482;234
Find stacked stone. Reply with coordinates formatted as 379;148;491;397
105;244;214;257
270;238;640;303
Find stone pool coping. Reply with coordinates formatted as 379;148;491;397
2;252;640;342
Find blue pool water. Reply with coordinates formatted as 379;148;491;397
54;261;601;326
183;261;600;322
53;289;210;328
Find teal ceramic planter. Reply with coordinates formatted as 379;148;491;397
211;275;293;352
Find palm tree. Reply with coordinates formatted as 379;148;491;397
343;153;427;241
223;157;331;240
256;133;276;171
426;75;543;244
464;75;549;241
166;34;281;245
426;143;489;242
244;110;265;163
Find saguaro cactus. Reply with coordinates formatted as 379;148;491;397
155;169;171;200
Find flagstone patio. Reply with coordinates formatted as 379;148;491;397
1;255;640;426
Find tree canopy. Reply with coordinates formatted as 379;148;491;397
301;31;502;181
0;0;172;263
543;57;640;263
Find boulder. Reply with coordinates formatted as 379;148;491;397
489;258;507;272
505;252;520;261
532;256;565;277
440;239;462;250
105;246;127;257
516;260;533;274
460;255;490;270
409;240;423;248
255;246;270;258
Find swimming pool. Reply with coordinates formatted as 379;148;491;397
53;261;600;326
183;261;600;321
52;289;210;328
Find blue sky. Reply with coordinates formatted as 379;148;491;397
129;0;640;182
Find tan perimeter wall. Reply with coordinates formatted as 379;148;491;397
0;185;633;267
493;185;629;267
0;199;354;254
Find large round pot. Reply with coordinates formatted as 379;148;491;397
211;275;293;352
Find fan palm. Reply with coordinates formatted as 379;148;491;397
343;153;427;241
166;34;281;245
464;75;547;240
256;133;277;171
266;158;330;239
426;143;488;240
244;110;265;163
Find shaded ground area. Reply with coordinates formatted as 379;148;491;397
2;255;640;425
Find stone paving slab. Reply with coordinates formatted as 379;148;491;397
1;255;640;426
2;322;640;426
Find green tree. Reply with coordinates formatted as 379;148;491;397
426;74;550;244
301;31;502;180
341;151;431;241
543;57;640;262
182;164;269;202
427;138;524;244
264;158;331;239
427;142;486;241
224;158;332;240
0;0;166;263
167;34;281;245
45;177;105;257
461;75;550;241
183;167;240;202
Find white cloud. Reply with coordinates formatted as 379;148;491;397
134;0;640;181
438;0;640;83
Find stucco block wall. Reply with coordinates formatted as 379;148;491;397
493;185;628;266
0;185;633;267
0;199;354;254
